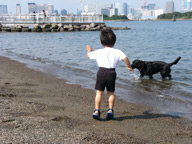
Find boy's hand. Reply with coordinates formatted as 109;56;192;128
86;45;92;52
86;45;92;58
124;57;134;73
127;67;134;73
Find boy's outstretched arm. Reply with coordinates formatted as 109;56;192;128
86;45;92;58
124;57;134;73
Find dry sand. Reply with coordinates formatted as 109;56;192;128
0;56;192;143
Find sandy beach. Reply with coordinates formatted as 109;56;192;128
0;56;192;143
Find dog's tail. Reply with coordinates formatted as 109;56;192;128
169;57;181;67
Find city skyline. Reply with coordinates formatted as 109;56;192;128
0;0;183;14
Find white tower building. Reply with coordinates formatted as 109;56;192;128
114;3;128;16
16;4;21;15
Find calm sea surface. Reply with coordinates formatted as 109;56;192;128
0;21;192;120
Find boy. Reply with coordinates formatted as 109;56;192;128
86;27;133;120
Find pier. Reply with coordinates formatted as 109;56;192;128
0;14;104;26
0;14;130;32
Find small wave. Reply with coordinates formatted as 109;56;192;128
132;73;140;81
157;94;164;98
62;65;94;76
32;56;95;78
156;94;186;103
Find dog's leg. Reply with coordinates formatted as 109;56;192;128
161;71;167;79
161;75;166;79
140;75;144;78
149;75;153;79
161;74;172;80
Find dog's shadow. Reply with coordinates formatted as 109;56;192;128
99;110;180;121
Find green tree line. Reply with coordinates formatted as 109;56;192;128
158;11;192;19
103;15;128;20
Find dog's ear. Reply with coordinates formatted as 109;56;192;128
132;60;139;64
131;60;138;68
132;60;142;69
137;62;142;68
132;60;136;64
137;60;145;69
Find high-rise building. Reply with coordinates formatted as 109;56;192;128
36;5;45;13
154;9;164;17
182;0;192;11
54;10;59;15
28;3;37;13
142;10;153;17
131;8;142;17
84;3;129;16
0;5;8;14
141;5;149;10
141;4;156;10
113;3;128;16
84;4;96;13
101;8;109;16
105;4;113;9
61;9;67;15
166;0;175;13
96;4;105;14
16;4;21;15
46;4;54;14
84;4;105;14
127;5;130;15
139;2;163;20
77;9;82;15
109;8;118;17
28;3;54;14
148;4;156;10
37;4;54;14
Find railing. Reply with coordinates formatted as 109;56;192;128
0;14;103;25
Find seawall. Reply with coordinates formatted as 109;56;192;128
0;23;130;32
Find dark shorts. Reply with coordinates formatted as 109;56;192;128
95;67;116;92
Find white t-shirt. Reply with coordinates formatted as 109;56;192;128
88;47;126;69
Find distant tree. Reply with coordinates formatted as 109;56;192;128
103;14;109;19
104;15;128;20
158;11;192;19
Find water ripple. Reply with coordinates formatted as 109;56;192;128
1;21;192;120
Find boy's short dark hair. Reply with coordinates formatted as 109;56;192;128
100;27;116;47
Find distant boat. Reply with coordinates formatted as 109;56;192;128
172;15;176;22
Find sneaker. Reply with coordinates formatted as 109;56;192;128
106;109;114;120
92;109;100;120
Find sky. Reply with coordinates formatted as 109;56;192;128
1;0;183;14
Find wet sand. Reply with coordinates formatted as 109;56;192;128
0;56;192;143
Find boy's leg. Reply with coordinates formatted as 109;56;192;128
92;90;103;119
95;90;104;110
107;91;115;119
107;91;115;109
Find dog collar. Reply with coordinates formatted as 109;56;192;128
140;63;145;71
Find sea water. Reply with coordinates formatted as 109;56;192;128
0;20;192;120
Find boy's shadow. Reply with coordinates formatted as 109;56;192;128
99;110;180;121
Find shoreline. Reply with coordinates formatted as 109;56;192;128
0;55;192;143
104;19;192;21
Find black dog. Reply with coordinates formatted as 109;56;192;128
131;57;181;79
